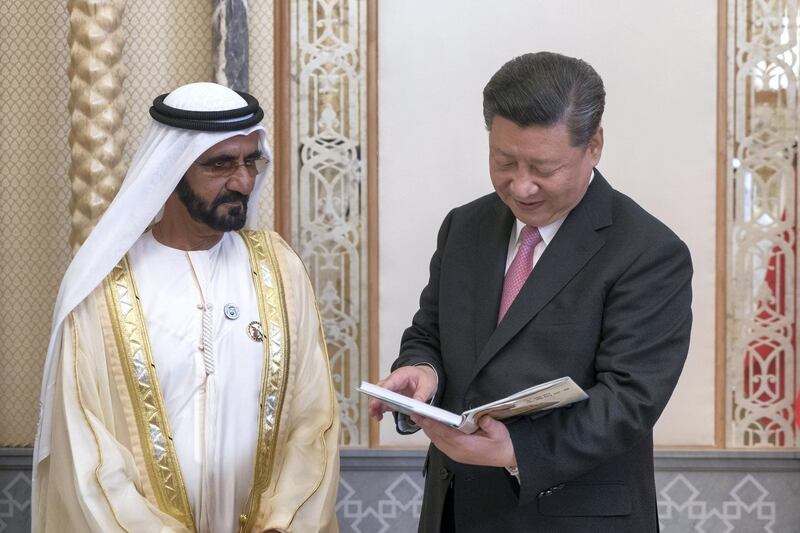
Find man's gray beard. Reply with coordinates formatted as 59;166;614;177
175;177;249;232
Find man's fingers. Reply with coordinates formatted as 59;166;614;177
412;391;432;402
368;396;407;420
367;399;381;418
368;367;438;421
377;373;412;394
368;398;396;420
478;415;500;433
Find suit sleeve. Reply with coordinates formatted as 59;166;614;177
32;314;187;533
509;235;693;504
391;209;456;417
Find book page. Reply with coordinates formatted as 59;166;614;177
357;382;463;427
462;377;588;426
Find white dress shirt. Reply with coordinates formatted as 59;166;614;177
505;170;595;273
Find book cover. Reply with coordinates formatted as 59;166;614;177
358;376;588;434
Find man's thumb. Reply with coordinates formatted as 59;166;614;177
413;389;433;403
478;415;499;432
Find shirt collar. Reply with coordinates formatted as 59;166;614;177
511;169;595;246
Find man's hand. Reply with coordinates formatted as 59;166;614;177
367;365;438;421
411;414;517;469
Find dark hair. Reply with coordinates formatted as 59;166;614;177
482;51;605;146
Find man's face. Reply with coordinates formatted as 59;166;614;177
488;117;603;227
177;131;262;232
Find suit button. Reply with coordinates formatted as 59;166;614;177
439;467;450;480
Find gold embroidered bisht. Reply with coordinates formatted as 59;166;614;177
32;231;340;532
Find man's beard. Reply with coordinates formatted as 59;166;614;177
175;177;249;232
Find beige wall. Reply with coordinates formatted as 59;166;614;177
0;1;72;446
378;0;718;446
0;0;216;446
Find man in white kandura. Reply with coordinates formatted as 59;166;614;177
32;82;340;533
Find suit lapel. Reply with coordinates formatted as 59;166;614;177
470;173;614;382
473;198;516;357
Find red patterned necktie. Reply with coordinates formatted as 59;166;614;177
498;225;542;322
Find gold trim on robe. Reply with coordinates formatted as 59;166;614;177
103;257;197;531
102;230;291;532
238;229;291;532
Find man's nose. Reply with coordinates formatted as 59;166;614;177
226;165;256;194
510;171;539;197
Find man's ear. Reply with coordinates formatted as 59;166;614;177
588;127;604;165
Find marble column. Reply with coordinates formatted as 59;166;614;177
212;0;249;91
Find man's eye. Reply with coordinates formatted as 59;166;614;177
243;159;258;167
535;167;559;177
213;160;234;169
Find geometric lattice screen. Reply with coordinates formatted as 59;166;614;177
289;0;370;446
726;0;800;447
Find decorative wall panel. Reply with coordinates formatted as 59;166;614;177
3;449;800;532
727;0;800;447
290;0;370;445
0;471;32;533
0;0;72;447
249;0;276;229
121;0;214;167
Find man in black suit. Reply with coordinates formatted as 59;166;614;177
369;51;692;532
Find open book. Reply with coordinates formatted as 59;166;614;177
358;376;588;434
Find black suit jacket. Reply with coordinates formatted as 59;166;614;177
394;172;692;532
